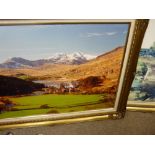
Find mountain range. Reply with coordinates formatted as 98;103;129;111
0;47;124;79
0;46;125;94
0;52;96;68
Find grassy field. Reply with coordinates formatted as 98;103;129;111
0;94;113;119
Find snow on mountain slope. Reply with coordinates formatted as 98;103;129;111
0;52;96;68
47;52;96;64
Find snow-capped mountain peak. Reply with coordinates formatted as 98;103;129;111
0;52;97;68
47;52;96;64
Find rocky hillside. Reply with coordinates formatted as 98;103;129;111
64;46;124;93
63;46;124;80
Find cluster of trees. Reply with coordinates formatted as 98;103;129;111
76;76;106;94
0;98;14;113
0;75;45;96
77;76;103;89
77;76;118;95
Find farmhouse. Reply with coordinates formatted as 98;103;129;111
43;82;78;94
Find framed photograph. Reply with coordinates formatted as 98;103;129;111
0;19;148;129
128;19;155;112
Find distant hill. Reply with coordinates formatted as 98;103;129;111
0;75;44;96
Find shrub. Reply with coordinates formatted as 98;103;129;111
78;76;103;89
47;109;59;114
0;75;45;96
40;104;50;109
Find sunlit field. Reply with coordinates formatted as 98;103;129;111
0;94;113;119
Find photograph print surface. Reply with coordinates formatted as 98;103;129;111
0;23;129;119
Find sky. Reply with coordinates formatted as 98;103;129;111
142;19;155;48
0;23;129;63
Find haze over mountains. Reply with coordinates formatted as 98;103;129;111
0;52;96;68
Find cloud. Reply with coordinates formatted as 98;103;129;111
81;31;118;38
106;32;117;36
85;32;105;37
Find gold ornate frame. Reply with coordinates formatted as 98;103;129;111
127;102;155;112
0;19;149;130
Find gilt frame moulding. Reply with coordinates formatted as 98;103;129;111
0;19;149;130
127;102;155;112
